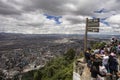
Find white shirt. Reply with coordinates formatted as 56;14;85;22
94;49;99;54
102;56;109;65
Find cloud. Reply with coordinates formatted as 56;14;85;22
22;0;106;16
0;11;57;34
0;0;22;15
107;14;120;24
0;0;120;34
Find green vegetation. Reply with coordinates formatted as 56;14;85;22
22;48;76;80
93;41;106;49
21;70;37;80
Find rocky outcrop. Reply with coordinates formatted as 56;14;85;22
73;58;91;80
80;65;91;80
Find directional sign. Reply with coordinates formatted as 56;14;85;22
88;18;99;27
87;27;99;32
84;18;100;52
87;18;100;32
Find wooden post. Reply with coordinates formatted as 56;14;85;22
84;18;88;52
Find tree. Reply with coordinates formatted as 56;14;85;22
34;70;42;80
64;49;75;61
22;49;75;80
93;42;106;49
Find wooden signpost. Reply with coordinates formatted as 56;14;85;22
84;18;100;52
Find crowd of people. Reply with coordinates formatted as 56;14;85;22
85;37;120;80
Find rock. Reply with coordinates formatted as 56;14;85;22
80;64;91;80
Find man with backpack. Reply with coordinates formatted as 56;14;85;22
108;52;119;80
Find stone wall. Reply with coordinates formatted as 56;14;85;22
73;58;91;80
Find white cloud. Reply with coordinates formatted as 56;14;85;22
0;0;120;34
0;11;57;34
63;3;78;12
107;14;120;24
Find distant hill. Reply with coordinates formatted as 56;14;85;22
0;32;120;41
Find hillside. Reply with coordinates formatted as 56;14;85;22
20;48;76;80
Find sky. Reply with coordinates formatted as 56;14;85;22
0;0;120;34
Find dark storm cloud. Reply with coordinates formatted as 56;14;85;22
23;0;68;15
22;0;79;16
0;7;21;15
0;1;21;15
65;17;85;24
22;0;104;16
1;0;120;16
17;23;44;27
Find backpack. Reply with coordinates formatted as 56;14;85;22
99;66;107;75
90;59;101;72
109;56;118;70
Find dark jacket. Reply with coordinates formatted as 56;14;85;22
85;51;91;63
108;55;118;71
90;59;105;78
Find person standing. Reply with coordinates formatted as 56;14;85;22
108;53;119;80
85;48;91;68
102;51;109;72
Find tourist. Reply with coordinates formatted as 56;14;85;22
85;48;91;67
108;52;119;80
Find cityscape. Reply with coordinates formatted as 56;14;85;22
0;33;85;79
